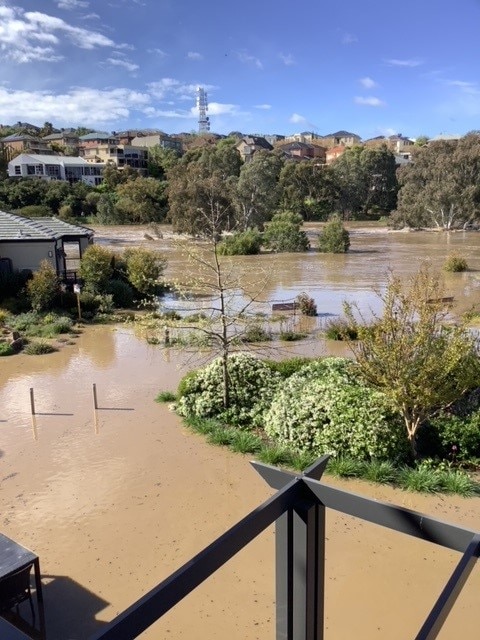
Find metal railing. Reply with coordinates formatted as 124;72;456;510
88;455;480;640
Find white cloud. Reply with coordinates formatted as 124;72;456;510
187;51;203;61
148;48;168;57
446;80;480;95
354;96;386;107
148;78;215;101
81;13;100;20
279;53;294;66
0;86;150;125
0;6;127;63
237;51;263;69
386;58;423;68
106;57;139;72
342;33;358;44
202;102;238;116
289;113;307;124
359;76;377;89
56;0;89;9
254;104;272;110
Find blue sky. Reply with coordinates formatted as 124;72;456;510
0;0;479;139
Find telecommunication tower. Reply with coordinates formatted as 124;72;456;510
196;86;210;133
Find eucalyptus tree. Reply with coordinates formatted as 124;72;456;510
395;133;480;229
233;150;284;230
332;145;398;219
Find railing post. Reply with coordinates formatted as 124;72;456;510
276;493;325;640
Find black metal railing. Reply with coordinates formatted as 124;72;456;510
85;455;480;640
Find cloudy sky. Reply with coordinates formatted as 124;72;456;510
0;0;479;138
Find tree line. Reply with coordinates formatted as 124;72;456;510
2;132;480;230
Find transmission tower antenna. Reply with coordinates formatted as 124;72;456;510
196;86;210;133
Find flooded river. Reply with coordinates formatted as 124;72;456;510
1;226;480;639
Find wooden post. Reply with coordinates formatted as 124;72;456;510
92;383;98;410
29;387;36;416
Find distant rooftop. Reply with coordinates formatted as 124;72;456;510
79;132;118;141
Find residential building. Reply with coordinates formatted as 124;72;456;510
131;133;182;153
236;136;273;162
325;145;348;164
42;131;79;154
0;210;93;281
8;154;104;186
321;130;361;148
278;141;326;162
0;134;54;161
79;132;148;174
284;131;322;144
365;134;414;153
262;134;285;145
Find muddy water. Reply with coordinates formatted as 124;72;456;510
1;228;480;638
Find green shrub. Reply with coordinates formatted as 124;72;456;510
27;260;59;311
106;279;135;308
318;216;350;253
217;229;262;255
0;309;9;326
13;204;53;217
79;245;114;293
263;211;310;253
124;247;166;296
362;460;397;483
279;330;307;341
324;317;359;340
398;466;441;493
229;431;263;454
242;323;272;343
79;291;101;313
207;425;236;446
0;342;14;356
155;391;177;402
327;457;365;478
429;411;480;459
24;340;57;355
185;312;207;323
256;444;293;466
264;357;313;379
437;469;477;496
175;352;282;428
264;358;407;462
296;293;317;316
444;253;468;273
10;311;40;333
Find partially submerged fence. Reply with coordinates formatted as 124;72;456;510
89;455;480;640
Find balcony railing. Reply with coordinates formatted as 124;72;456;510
83;456;480;640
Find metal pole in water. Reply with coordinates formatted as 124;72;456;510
29;387;36;415
92;383;98;410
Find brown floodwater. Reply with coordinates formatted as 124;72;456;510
1;227;480;639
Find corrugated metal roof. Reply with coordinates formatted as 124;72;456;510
0;211;93;241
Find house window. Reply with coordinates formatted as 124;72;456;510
46;165;60;177
27;165;35;175
14;165;21;175
35;165;44;175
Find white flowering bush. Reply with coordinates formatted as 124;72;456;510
264;358;407;461
175;352;282;428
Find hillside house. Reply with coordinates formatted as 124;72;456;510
8;154;104;186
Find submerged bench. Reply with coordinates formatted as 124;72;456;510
272;302;299;312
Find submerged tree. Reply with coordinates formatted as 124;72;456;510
344;265;480;456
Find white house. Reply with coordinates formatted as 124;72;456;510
8;154;105;186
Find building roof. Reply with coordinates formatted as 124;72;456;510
10;153;90;166
0;211;93;241
240;136;273;150
1;133;41;142
323;130;360;139
42;132;79;141
79;132;118;141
